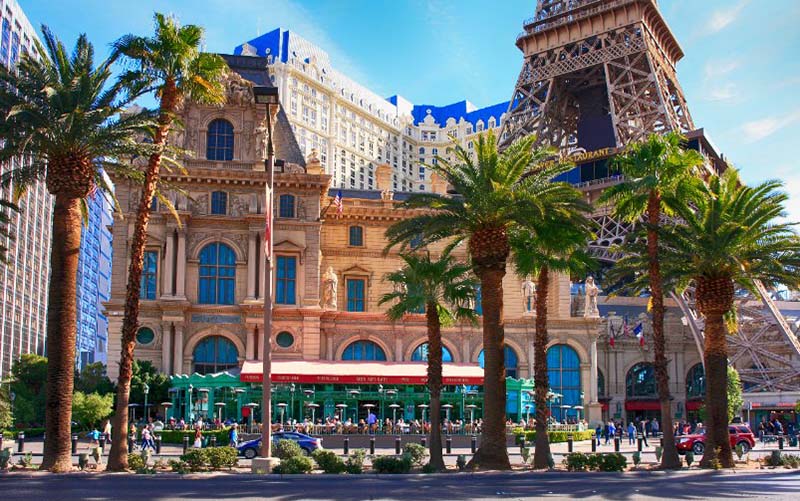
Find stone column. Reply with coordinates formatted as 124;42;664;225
173;324;184;375
176;230;187;298
162;231;175;297
247;232;257;299
589;338;598;403
246;324;256;360
161;323;172;374
258;246;267;300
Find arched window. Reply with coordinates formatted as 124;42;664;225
626;362;657;398
686;363;705;399
411;343;453;363
547;344;582;421
193;336;238;374
198;243;236;305
342;340;386;361
278;194;295;218
211;191;227;215
478;345;518;378
206;119;234;161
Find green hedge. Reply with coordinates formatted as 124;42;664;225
155;428;230;445
514;430;595;445
2;427;46;439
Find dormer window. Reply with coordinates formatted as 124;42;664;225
206;119;234;161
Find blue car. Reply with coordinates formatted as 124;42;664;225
237;431;323;459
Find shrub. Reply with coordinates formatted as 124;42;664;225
655;446;663;462
205;446;238;470
685;452;694;467
563;452;589;471
372;455;412;474
157;428;229;445
0;448;12;469
632;451;641;466
127;453;146;471
766;450;783;467
735;443;745;460
181;449;207;472
520;447;531;464
403;443;428;466
421;462;438;473
599;453;627;472
273;455;313;474
17;452;32;468
456;454;467;471
514;430;595;445
272;439;303;460
312;449;346;474
169;459;190;474
345;449;366;474
586;454;603;471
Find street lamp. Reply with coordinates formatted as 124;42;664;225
290;384;296;422
253;84;280;461
143;383;150;422
277;403;288;428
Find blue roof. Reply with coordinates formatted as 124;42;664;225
410;100;509;127
234;28;287;62
327;189;416;202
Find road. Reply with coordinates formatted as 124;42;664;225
2;469;798;500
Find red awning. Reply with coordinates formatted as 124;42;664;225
686;399;704;411
240;360;485;385
625;400;661;411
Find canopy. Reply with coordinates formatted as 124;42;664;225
240;360;485;385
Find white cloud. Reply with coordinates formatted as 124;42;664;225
702;59;740;101
740;110;800;143
707;83;738;101
707;0;751;34
704;59;740;80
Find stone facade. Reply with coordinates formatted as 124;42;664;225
105;55;710;426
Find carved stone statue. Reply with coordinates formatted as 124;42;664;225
225;72;254;106
322;266;338;310
307;148;320;163
380;188;394;201
521;276;537;314
255;119;269;160
584;276;600;318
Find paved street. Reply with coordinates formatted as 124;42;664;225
2;469;799;500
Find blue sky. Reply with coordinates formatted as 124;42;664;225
20;0;800;220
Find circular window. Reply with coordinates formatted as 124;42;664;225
276;331;294;348
136;327;155;345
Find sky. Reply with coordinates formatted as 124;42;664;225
18;0;800;220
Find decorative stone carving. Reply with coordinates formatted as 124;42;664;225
284;163;305;174
296;198;307;220
231;233;249;256
189;193;209;215
230;194;248;217
322;266;338;310
187;231;210;256
584;276;600;318
186;119;199;154
255;119;268;160
380;188;394;201
171;125;185;150
521;276;536;315
242;120;255;160
225;71;254;106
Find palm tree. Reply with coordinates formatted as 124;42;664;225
598;132;704;469
379;251;477;471
0;27;152;471
385;131;576;469
107;13;228;471
512;208;594;469
654;169;800;468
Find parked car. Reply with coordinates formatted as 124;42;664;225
676;425;756;455
237;431;323;459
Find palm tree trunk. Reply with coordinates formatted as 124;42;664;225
696;276;735;468
426;302;445;471
533;266;551;469
646;193;680;469
107;82;177;471
468;266;511;470
40;195;82;472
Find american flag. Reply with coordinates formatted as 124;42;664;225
333;190;344;216
264;186;272;258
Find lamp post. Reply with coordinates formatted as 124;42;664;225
143;383;150;422
253;85;280;461
290;384;296;422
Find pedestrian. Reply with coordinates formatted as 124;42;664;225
89;427;101;447
639;419;649;447
367;410;377;434
651;417;660;437
141;426;154;451
193;427;203;448
627;422;636;445
228;423;238;447
595;424;602;446
103;419;112;442
607;421;616;445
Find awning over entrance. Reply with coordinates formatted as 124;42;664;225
625;400;661;411
240;360;485;385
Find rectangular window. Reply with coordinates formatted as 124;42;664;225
278;194;295;218
211;191;227;215
140;251;157;300
349;226;364;246
275;256;297;305
0;19;10;65
346;278;365;312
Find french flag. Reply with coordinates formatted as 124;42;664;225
633;322;645;346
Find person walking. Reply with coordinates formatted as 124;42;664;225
595;424;602;447
228;423;238;447
639;419;649;447
367;410;377;434
607;421;616;445
193;427;203;449
102;419;112;443
627;422;636;445
651;417;660;438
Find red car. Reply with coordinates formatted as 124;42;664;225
676;425;756;454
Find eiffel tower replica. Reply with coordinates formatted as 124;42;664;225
500;0;694;151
